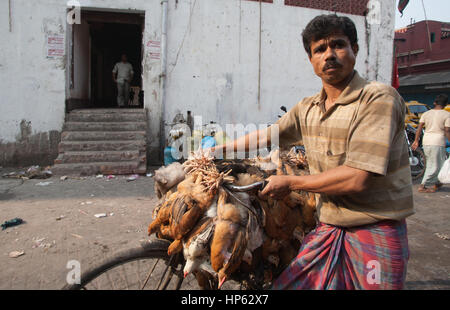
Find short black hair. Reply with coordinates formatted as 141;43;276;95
435;94;448;107
302;14;358;57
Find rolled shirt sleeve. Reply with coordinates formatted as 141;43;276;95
268;102;303;148
344;91;404;176
419;112;427;124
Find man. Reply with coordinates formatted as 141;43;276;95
112;54;134;108
412;94;450;193
212;14;414;289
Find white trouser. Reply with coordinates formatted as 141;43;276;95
422;145;447;186
117;81;130;107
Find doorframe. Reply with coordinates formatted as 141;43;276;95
65;8;145;112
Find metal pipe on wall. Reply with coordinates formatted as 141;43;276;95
160;0;169;161
9;0;12;32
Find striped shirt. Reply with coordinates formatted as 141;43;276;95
271;71;414;227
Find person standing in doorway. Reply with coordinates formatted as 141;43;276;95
412;94;450;193
112;54;134;108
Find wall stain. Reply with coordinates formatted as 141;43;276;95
1;120;61;167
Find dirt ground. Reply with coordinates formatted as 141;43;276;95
0;167;449;290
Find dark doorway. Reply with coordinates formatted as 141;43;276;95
91;22;143;108
67;10;144;110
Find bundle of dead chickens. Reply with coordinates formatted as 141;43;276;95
149;148;316;289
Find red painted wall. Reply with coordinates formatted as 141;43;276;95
395;20;450;75
285;0;369;16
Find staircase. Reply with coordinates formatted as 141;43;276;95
52;109;148;176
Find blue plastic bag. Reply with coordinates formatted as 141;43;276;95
164;147;177;166
201;136;216;149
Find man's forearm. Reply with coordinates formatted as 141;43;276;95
414;123;424;143
214;128;270;156
287;165;370;195
445;128;450;141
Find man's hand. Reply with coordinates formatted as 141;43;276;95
260;175;293;200
411;141;419;151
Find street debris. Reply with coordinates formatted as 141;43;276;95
9;251;25;258
2;165;52;180
435;233;450;240
96;175;104;178
78;209;89;216
80;201;93;206
146;173;154;177
32;237;55;249
106;175;116;180
127;174;139;182
1;218;24;230
36;181;53;186
94;213;107;218
56;215;65;221
109;213;114;216
60;176;68;181
71;233;83;239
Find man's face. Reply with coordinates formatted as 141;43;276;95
309;33;358;85
121;55;127;63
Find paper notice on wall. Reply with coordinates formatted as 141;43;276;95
147;40;161;60
47;35;65;58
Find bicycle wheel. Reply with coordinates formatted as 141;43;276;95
62;239;199;290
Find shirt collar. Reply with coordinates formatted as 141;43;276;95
311;71;368;106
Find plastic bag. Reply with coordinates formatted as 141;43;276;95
438;157;450;184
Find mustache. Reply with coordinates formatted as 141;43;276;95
322;60;342;72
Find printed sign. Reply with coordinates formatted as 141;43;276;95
47;35;65;58
148;40;161;60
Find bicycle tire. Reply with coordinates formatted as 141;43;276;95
62;239;181;290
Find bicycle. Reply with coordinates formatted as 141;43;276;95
62;182;270;291
405;125;426;180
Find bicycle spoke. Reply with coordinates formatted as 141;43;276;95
174;273;184;290
141;259;160;290
105;269;118;290
135;260;143;290
119;264;130;290
90;278;99;290
160;267;175;290
156;256;173;290
63;243;197;291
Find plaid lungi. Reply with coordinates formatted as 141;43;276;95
272;220;409;290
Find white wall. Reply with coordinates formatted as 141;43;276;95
164;0;396;131
0;0;396;165
0;0;67;143
70;18;90;100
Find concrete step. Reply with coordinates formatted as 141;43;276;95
51;161;147;176
64;122;147;132
58;140;146;152
67;113;147;122
69;109;145;114
61;131;146;141
55;150;145;164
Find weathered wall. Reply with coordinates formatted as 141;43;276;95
0;0;396;167
0;0;67;166
0;0;162;166
163;0;396;130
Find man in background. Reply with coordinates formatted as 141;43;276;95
112;54;134;108
412;94;450;193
